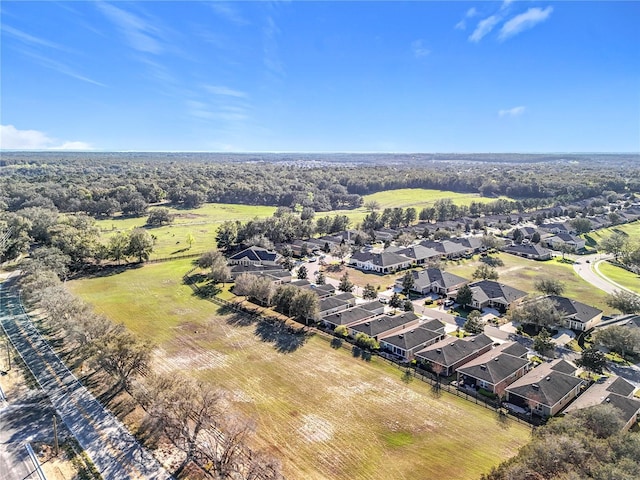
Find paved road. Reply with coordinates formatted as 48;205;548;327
573;253;638;296
0;276;172;480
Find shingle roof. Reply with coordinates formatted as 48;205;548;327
229;246;279;262
409;268;468;291
415;334;494;367
607;376;636;396
393;245;441;261
550;359;577;375
419;240;468;255
350;251;412;267
319;296;350;313
457;351;529;385
506;360;583;408
468;280;527;305
323;308;379;327
379;327;443;351
350;312;420;338
547;295;602;324
501;342;529;358
503;244;552;257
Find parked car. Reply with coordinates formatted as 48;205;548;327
444;299;454;307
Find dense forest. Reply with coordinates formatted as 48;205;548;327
1;153;639;217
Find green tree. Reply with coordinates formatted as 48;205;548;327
464;310;484;334
362;283;378;300
599;232;628;260
146;208;174;226
510;297;562;329
472;264;499;280
338;272;354;292
570;217;592;234
186;232;195;249
389;292;402;309
364;200;380;212
456;284;473;308
108;231;131;264
576;347;607;376
401;271;415;295
290;289;319;324
403;299;414;312
606;289;640;314
127;228;154;262
532;327;555;357
315;271;326;285
354;333;379;350
534;278;566;296
334;325;348;337
297;265;308;280
593;325;640;358
215;221;238;251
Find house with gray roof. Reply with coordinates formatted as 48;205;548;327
349;250;412;274
419;240;468;259
228;246;281;266
395;268;468;295
322;307;381;329
379;323;446;361
467;280;528;313
388;245;441;265
547;295;603;331
349;311;421;341
505;359;584;417
456;342;531;395
563;375;640;431
544;232;586;251
415;333;494;377
502;243;552;261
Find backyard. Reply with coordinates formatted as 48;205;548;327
69;258;531;480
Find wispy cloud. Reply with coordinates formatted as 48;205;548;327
204;85;248;98
208;2;249;26
411;39;430;58
499;7;554;41
455;7;479;30
3;25;71;52
0;124;93;150
498;106;526;117
18;49;107;87
469;15;501;43
96;2;163;54
263;13;284;78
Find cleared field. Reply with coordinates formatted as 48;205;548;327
95;203;276;259
331;189;511;226
585;221;640;247
69;260;531;480
597;262;640;294
443;253;613;314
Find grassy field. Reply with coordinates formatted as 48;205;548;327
443;253;613;314
93;190;508;259
584;221;640;248
95;203;277;259
597;262;640;294
69;260;531;480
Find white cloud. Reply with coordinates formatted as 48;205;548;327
3;25;70;52
455;7;479;30
455;20;467;31
0;125;93;150
96;2;163;54
204;85;248;98
19;49;106;87
499;7;553;40
466;7;478;18
469;15;501;43
208;2;248;26
498;106;526;117
411;40;430;58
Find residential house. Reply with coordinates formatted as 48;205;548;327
450;236;485;254
228;246;281;266
348;311;422;341
349;251;413;274
544;232;586;251
229;264;290;282
379;321;446;361
505;359;584;417
396;268;468;296
387;245;441;265
502;243;553;261
419;240;468;259
455;342;531;395
318;296;351;319
415;333;494;377
467;280;528;313
358;301;386;316
563;375;640;431
547;295;603;331
322;307;382;330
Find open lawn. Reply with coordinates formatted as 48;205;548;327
330;189;512;226
95;203;277;259
597;262;640;294
444;253;613;314
69;260;531;480
584;220;640;249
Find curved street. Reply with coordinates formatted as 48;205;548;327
572;253;638;296
0;275;172;480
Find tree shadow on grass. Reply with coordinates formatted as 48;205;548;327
225;311;256;328
71;263;144;280
254;320;311;353
495;408;511;429
330;338;343;349
480;256;504;267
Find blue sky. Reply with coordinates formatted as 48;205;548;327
1;1;639;152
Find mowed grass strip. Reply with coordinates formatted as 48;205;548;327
95;203;277;259
69;259;531;480
597;262;640;294
444;252;613;314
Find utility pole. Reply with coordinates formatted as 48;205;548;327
53;416;59;456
